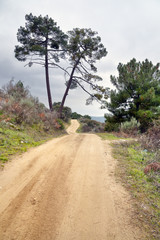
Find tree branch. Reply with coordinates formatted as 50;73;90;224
75;81;95;98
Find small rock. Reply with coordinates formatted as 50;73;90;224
30;197;36;205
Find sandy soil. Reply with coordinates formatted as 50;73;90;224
0;120;145;240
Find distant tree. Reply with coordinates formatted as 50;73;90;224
71;112;91;120
59;28;109;117
83;115;91;120
71;112;82;119
15;13;67;111
106;58;160;131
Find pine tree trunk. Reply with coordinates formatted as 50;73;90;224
45;38;53;111
59;60;79;117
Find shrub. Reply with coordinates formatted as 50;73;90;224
2;79;30;101
52;102;72;122
56;119;65;130
0;80;70;134
0;80;61;128
140;120;160;151
43;111;59;131
79;118;104;133
2;97;42;124
104;114;121;132
104;121;120;132
144;162;160;174
120;117;140;135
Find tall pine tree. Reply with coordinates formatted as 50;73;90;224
15;13;67;111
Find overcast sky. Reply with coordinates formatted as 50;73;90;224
0;0;160;116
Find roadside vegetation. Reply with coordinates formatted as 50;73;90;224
100;119;160;240
0;80;69;165
77;118;104;133
99;58;160;238
97;132;121;140
101;57;160;240
78;118;104;133
113;140;160;240
71;111;105;133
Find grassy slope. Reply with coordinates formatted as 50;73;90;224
112;141;160;240
98;133;160;240
0;123;66;166
97;132;123;140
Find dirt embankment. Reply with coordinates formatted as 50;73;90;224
0;120;145;239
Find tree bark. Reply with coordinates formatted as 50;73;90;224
59;60;79;117
135;94;140;111
45;37;53;111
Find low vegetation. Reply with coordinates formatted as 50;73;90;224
97;132;121;140
100;113;160;239
77;117;105;133
0;80;67;164
99;125;159;240
112;140;160;240
0;124;52;165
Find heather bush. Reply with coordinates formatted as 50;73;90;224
79;118;104;133
140;120;160;151
43;111;59;131
53;102;72;123
2;96;40;124
0;80;60;129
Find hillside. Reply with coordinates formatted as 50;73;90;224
0;80;66;164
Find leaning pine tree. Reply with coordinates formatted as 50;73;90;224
15;13;68;111
59;28;109;117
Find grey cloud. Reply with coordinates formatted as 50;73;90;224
0;0;160;116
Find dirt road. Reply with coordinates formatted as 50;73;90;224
0;120;144;240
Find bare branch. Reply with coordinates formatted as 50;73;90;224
73;76;101;90
75;81;95;98
49;63;70;76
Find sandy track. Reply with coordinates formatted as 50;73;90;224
0;120;145;240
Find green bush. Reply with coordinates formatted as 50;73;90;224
52;102;72;122
104;114;121;132
104;121;120;132
137;110;154;132
56;119;65;130
120;117;140;135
